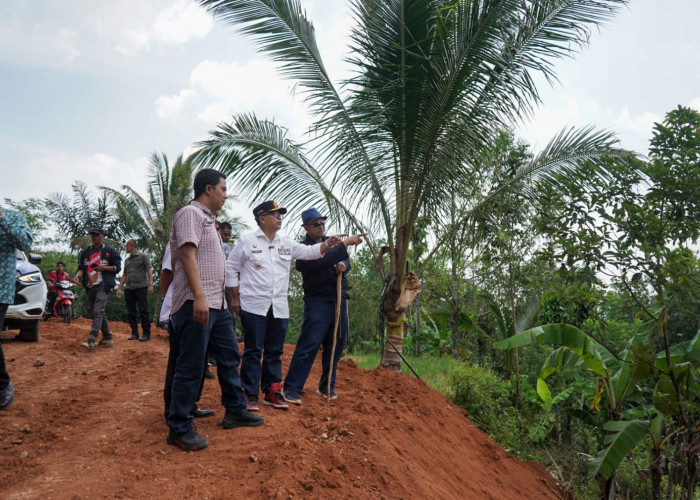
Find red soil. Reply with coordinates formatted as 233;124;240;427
0;319;566;499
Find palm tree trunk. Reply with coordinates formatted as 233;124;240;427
413;293;422;356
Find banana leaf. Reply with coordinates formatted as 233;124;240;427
589;419;649;479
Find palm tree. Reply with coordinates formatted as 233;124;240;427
103;152;250;272
45;182;124;250
192;0;628;370
101;152;194;268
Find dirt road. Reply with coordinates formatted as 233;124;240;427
0;318;564;499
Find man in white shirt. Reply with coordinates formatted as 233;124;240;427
226;201;362;411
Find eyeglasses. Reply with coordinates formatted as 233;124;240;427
262;212;283;219
307;221;325;228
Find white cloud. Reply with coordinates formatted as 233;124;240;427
154;89;195;120
154;59;311;135
55;29;81;62
516;97;582;150
153;0;213;44
614;107;662;137
114;29;151;56
690;97;700;112
1;147;150;202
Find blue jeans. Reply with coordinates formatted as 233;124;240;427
166;302;247;434
284;298;347;396
240;308;288;395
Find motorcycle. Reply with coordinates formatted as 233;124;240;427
43;280;75;324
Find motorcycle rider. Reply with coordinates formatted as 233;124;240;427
45;261;70;315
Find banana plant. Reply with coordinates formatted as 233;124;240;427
497;323;700;498
495;323;646;497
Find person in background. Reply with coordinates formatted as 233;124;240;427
45;261;70;315
226;200;362;412
116;239;153;342
283;208;364;404
166;168;263;451
218;220;239;341
219;221;233;259
0;204;33;410
74;228;122;350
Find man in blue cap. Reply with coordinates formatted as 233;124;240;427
226;201;363;411
282;208;365;405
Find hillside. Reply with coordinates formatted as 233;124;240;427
0;319;566;499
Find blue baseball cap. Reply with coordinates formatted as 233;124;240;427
301;207;328;225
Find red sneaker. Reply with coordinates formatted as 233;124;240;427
245;393;260;412
263;383;289;410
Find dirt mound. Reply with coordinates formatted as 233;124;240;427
0;319;565;499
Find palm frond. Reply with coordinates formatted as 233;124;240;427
198;0;393;246
191;113;375;243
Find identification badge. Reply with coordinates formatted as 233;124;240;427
252;249;262;253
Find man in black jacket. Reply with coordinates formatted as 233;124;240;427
282;208;364;405
74;227;122;350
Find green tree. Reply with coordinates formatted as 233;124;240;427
44;181;124;250
512;106;700;499
2;197;59;248
193;0;627;370
101;152;195;273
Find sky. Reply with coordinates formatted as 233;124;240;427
0;0;698;231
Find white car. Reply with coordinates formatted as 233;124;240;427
3;250;47;341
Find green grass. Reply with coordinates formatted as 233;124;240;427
347;351;462;396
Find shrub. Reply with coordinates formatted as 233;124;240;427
450;363;526;452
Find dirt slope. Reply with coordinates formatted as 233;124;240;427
0;319;565;499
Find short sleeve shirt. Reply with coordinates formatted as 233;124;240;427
123;251;151;289
0;207;33;304
170;201;226;315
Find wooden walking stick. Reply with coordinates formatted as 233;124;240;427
327;271;343;401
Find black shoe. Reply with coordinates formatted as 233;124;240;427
204;369;215;379
166;429;208;451
139;336;151;342
192;407;216;418
0;382;14;410
221;409;264;429
128;334;139;340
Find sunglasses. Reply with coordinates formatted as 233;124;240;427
306;221;326;228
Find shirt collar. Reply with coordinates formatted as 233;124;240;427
190;200;214;218
254;227;279;243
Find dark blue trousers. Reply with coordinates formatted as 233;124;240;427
163;323;207;419
240;308;288;395
284;298;347;396
166;302;247;434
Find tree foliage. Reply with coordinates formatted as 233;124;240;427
193;0;627;370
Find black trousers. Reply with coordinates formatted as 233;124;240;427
125;287;150;337
0;303;10;389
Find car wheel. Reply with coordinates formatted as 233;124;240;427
17;320;40;342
